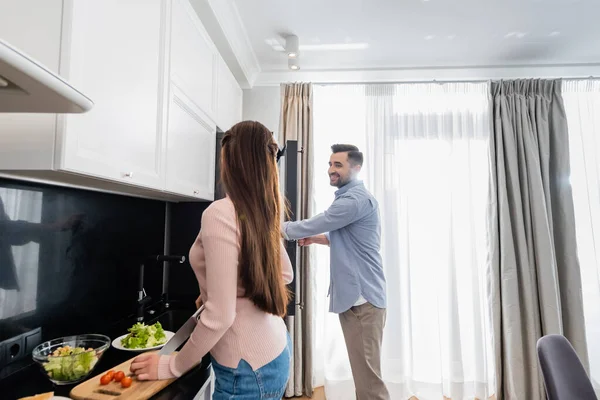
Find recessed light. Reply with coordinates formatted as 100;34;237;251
290;65;300;70
425;35;435;40
549;31;561;37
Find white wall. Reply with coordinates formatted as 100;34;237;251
242;86;280;134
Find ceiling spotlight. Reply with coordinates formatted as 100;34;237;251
288;58;300;70
285;35;299;58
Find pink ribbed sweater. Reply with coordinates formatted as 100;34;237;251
157;198;293;379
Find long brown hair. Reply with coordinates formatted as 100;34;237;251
220;121;290;317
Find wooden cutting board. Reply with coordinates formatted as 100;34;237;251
70;355;176;400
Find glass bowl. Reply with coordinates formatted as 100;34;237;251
32;334;110;385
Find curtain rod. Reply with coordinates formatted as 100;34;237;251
312;76;599;86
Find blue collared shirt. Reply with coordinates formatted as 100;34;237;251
282;180;387;313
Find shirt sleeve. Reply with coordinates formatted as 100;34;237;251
282;195;359;240
170;204;239;376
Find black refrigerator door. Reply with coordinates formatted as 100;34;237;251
215;131;299;316
283;140;299;317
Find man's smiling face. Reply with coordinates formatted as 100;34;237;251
328;151;360;188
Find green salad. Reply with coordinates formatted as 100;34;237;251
120;322;167;349
44;346;99;381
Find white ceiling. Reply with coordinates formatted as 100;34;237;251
233;0;600;72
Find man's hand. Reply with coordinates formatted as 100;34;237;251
298;234;330;247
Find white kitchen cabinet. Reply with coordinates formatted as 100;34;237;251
165;86;216;201
216;56;243;131
0;0;168;191
170;0;218;122
0;0;63;170
0;0;239;202
58;0;167;189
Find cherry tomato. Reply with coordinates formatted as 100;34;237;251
105;370;115;381
121;376;133;388
100;374;111;385
114;371;125;382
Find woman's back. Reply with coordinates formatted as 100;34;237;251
184;197;292;371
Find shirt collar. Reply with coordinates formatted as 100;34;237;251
335;179;363;197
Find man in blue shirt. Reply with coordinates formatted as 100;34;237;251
282;144;389;400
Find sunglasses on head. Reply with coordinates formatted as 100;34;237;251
276;144;286;163
271;131;286;163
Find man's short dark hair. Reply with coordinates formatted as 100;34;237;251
331;144;363;166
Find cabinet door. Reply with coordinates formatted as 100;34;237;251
58;0;167;189
216;57;243;131
165;86;216;201
170;0;218;121
0;0;63;170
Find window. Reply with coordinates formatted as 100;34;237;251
312;83;495;399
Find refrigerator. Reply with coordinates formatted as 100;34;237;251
280;140;300;317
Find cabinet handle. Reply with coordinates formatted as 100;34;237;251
122;172;134;178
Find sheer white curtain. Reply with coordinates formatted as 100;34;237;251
311;83;496;400
563;79;600;395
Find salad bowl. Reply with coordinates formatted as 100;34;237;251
32;334;110;385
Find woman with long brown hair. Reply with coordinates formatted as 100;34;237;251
130;121;293;399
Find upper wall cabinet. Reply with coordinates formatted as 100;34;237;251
170;0;218;122
59;0;166;190
0;0;242;202
0;0;64;170
165;86;216;200
216;56;243;131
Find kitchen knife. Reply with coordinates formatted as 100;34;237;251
158;305;204;355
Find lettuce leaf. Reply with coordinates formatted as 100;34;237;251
44;347;98;381
120;322;167;349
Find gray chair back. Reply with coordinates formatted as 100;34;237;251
537;334;597;400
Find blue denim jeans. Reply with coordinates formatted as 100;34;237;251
211;335;291;399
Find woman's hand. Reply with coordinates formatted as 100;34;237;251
130;353;161;381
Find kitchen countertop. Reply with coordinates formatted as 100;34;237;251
0;308;211;400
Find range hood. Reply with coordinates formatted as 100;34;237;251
0;39;93;113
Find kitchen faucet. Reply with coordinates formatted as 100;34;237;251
137;254;186;322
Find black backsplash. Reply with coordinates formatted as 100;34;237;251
168;202;211;305
0;177;217;380
0;178;169;346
